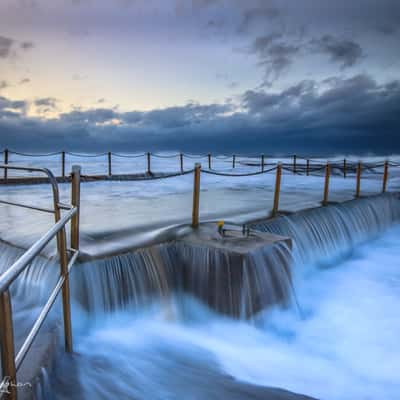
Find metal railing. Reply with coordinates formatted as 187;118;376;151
0;164;81;400
192;160;391;226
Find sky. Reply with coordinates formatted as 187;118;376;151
0;0;399;154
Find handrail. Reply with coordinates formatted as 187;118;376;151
0;165;61;211
0;207;77;293
0;164;81;400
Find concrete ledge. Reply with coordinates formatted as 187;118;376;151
176;223;293;318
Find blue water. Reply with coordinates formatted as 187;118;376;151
40;223;400;400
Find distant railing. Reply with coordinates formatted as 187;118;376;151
1;149;396;180
191;160;392;227
0;164;81;400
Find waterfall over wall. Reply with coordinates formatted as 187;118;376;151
0;240;58;304
72;237;292;318
2;193;399;322
250;193;400;266
72;244;177;315
173;241;292;318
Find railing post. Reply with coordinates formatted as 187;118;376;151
306;159;310;176
272;163;282;217
322;163;330;206
108;152;112;177
192;163;201;228
343;159;347;178
208;153;211;170
382;161;389;193
0;290;17;400
4;148;9;180
293;154;297;174
71;165;81;251
53;202;73;352
147;152;151;174
180;153;184;173
261;154;265;172
232;154;236;169
61;151;66;178
355;162;362;198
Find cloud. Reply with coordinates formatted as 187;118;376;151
20;41;34;50
72;73;88;81
250;34;300;84
0;81;9;90
34;97;58;108
0;96;28;116
311;35;364;68
19;78;31;85
0;36;34;59
0;74;399;154
238;5;281;33
0;36;14;58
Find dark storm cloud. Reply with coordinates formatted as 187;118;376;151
311;35;364;68
60;108;118;124
0;74;399;154
250;34;300;84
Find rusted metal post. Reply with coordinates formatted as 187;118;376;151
4;148;9;180
323;163;330;206
0;290;17;400
53;200;73;352
343;159;347;178
355;162;362;198
192;163;201;228
108;152;112;176
232;154;236;169
306;159;310;176
71;165;81;251
261;154;265;172
61;151;66;178
293;154;297;174
147;152;151;174
208;153;211;170
382;161;389;193
272;163;282;217
180;153;184;173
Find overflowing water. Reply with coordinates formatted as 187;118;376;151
2;192;399;399
1;154;399;253
251;193;400;265
1;154;400;399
